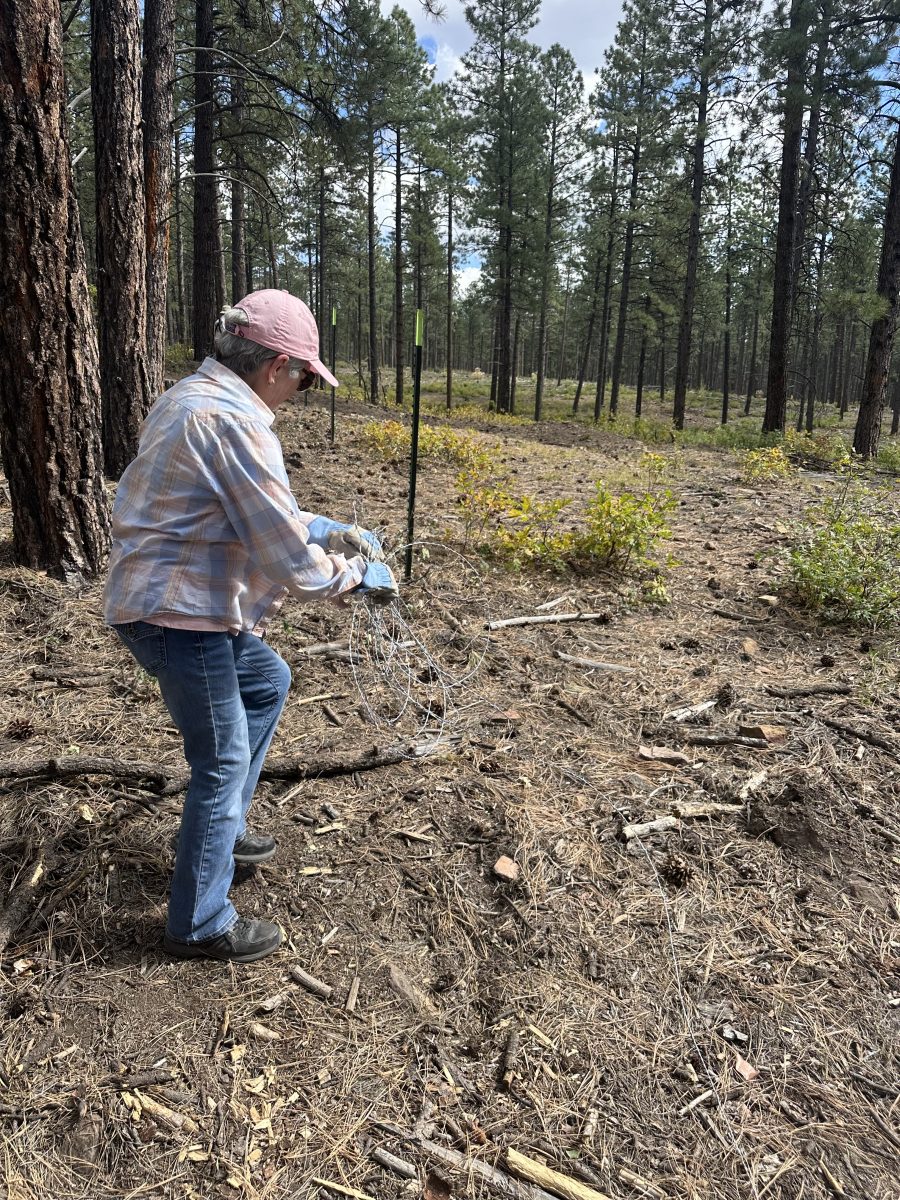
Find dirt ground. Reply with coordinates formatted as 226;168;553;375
0;392;898;1200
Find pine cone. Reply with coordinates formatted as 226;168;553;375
660;850;694;889
716;681;737;710
5;717;35;741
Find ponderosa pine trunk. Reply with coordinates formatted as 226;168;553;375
192;0;218;360
173;129;187;342
853;118;900;458
230;71;247;303
0;0;110;574
92;0;152;478
533;66;561;421
609;113;641;418
142;0;176;395
672;0;713;431
763;0;809;433
394;129;405;407
367;115;379;404
446;185;454;412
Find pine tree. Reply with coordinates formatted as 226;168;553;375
0;0;110;574
91;0;153;477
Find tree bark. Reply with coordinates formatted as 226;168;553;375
609;114;641;418
446;184;454;412
853;118;900;458
230;71;246;303
672;0;713;431
192;0;218;361
594;132;620;421
173;130;187;343
394;129;405;406
763;0;810;433
142;0;176;395
0;0;110;575
92;0;152;478
366;114;380;404
533;66;561;422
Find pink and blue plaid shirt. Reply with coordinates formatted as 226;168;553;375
103;358;365;634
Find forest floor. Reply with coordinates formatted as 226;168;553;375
0;383;898;1200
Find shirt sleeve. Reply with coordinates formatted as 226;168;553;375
209;415;366;602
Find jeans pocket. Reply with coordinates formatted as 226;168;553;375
114;621;168;674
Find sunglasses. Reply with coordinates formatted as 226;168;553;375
291;365;319;392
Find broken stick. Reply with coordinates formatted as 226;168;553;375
417;1139;559;1200
766;682;851;699
487;612;610;631
505;1148;614;1200
555;650;635;674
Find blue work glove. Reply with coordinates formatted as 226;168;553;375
306;516;384;562
354;560;399;606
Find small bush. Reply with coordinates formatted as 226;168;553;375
741;446;795;483
783;428;851;469
786;487;900;629
454;471;675;590
877;439;900;471
360;419;497;473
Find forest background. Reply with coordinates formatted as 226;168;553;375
0;0;899;580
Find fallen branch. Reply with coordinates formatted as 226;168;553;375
711;607;768;623
766;682;852;699
487;612;610;631
0;848;51;957
289;965;333;1000
555;650;635;674
370;1148;417;1179
617;1166;666;1199
506;1148;614;1200
684;734;769;749
418;1139;559;1200
819;716;897;754
622;816;679;840
0;737;460;795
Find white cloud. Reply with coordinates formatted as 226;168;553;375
382;0;623;84
455;263;481;297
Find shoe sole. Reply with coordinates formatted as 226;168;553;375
164;929;283;964
233;846;277;865
169;840;277;865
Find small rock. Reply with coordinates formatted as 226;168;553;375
759;594;779;607
493;855;520;882
741;638;760;659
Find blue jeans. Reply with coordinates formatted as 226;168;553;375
113;622;291;943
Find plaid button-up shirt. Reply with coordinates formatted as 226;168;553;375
103;357;365;634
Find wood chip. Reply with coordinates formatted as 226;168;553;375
638;745;691;765
738;724;787;743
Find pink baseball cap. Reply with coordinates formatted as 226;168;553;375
229;289;339;388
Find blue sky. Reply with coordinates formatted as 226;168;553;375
383;0;624;85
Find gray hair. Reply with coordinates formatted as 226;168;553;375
214;306;306;379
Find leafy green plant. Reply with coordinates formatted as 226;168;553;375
741;446;795;483
786;485;900;628
360;419;497;473
454;470;675;591
783;428;851;469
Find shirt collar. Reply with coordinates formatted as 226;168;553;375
198;357;276;427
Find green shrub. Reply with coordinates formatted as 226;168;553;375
360;419;497;473
877;439;900;472
454;471;675;592
786;487;900;629
783;428;851;468
741;446;795;483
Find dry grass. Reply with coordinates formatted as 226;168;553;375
0;397;898;1200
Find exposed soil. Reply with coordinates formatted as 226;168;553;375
0;395;898;1200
